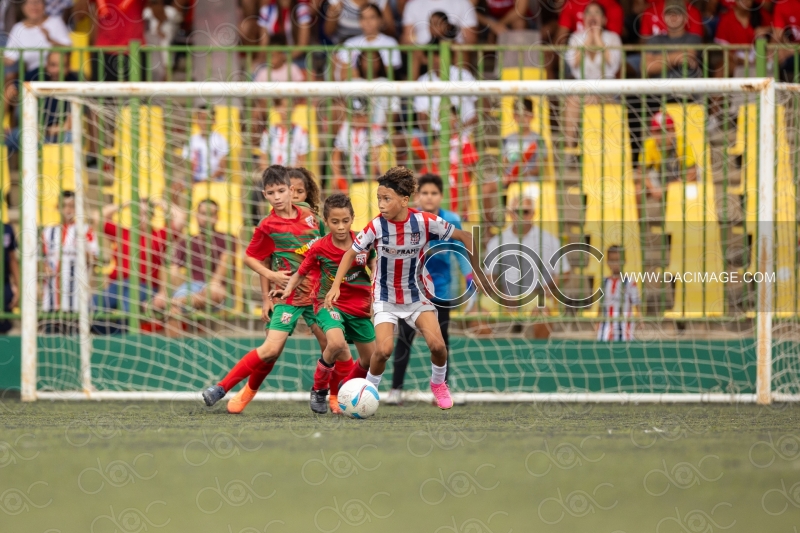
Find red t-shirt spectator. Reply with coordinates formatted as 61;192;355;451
92;0;147;47
559;0;624;35
714;9;772;45
104;222;169;290
773;0;800;41
639;0;704;37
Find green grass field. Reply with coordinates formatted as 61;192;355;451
2;400;799;532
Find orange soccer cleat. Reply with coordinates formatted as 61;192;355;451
227;384;257;414
329;394;343;415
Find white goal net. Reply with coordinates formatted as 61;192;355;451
16;79;800;403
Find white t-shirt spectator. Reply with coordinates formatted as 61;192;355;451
413;66;477;132
403;0;477;45
336;33;402;72
4;16;72;71
40;223;99;312
565;29;622;80
183;133;230;182
331;0;389;42
334;122;386;178
485;224;570;299
260;124;310;166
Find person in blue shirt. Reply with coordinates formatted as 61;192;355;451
385;174;473;405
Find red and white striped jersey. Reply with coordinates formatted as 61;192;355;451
597;276;640;341
352;209;455;305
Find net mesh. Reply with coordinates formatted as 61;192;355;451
24;82;800;398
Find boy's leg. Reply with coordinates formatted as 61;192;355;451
309;326;349;414
414;310;452;409
436;305;451;383
366;322;397;388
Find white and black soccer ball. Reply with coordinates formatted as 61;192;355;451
337;378;380;419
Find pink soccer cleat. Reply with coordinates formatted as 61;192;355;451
430;381;453;410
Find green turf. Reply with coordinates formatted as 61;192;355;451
1;400;798;532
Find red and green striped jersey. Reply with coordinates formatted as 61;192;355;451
246;204;324;306
298;232;375;318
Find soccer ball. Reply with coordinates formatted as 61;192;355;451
337;378;380;419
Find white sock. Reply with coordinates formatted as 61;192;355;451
366;371;382;388
431;362;447;385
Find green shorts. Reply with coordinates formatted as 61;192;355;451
268;304;317;334
315;307;376;344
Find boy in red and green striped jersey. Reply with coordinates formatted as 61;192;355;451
202;166;339;413
273;193;377;414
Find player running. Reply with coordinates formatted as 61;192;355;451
325;167;475;410
202;165;327;413
272;193;376;414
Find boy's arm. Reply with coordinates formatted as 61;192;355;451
271;270;307;300
244;255;291;286
213;155;228;180
210;252;228;287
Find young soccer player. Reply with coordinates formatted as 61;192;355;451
325;167;475;410
272;193;376;414
597;245;640;342
201;165;325;413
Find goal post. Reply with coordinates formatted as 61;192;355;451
18;78;796;403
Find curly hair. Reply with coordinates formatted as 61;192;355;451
377;166;416;198
287;167;321;214
261;164;291;189
323;193;354;220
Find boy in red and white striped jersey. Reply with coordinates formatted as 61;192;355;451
597;246;640;342
325;167;475;409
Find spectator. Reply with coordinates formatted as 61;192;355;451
484;193;571;321
384;173;473;405
402;0;478;44
40;191;99;319
476;0;529;40
773;0;800;82
638;111;697;204
93;198;186;333
253;33;307;82
556;0;623;43
502;98;547;183
596;245;640;341
351;52;401;129
258;0;313;63
45;0;73;18
0;0;16;51
638;0;703;39
714;0;772;75
334;4;402;80
324;0;395;45
5;51;75;154
413;44;477;135
153;199;231;337
1;219;19;334
563;2;621;147
259;98;310;169
4;0;72;79
85;0;166;82
331;97;385;189
644;0;702;79
182;105;230;183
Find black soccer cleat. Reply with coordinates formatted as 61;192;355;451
202;385;226;406
310;388;329;414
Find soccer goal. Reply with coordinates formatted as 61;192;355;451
18;78;800;404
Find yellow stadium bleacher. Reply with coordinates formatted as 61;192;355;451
69;30;91;79
210;106;244;184
498;67;556;180
664;103;715;187
663;181;725;317
102;106;166;227
40;144;87;226
579;104;642;317
350;181;380;233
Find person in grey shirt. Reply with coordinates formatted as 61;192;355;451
643;0;702;79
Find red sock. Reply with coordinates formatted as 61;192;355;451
330;359;355;395
218;349;264;392
247;360;276;390
313;358;334;391
341;359;368;386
